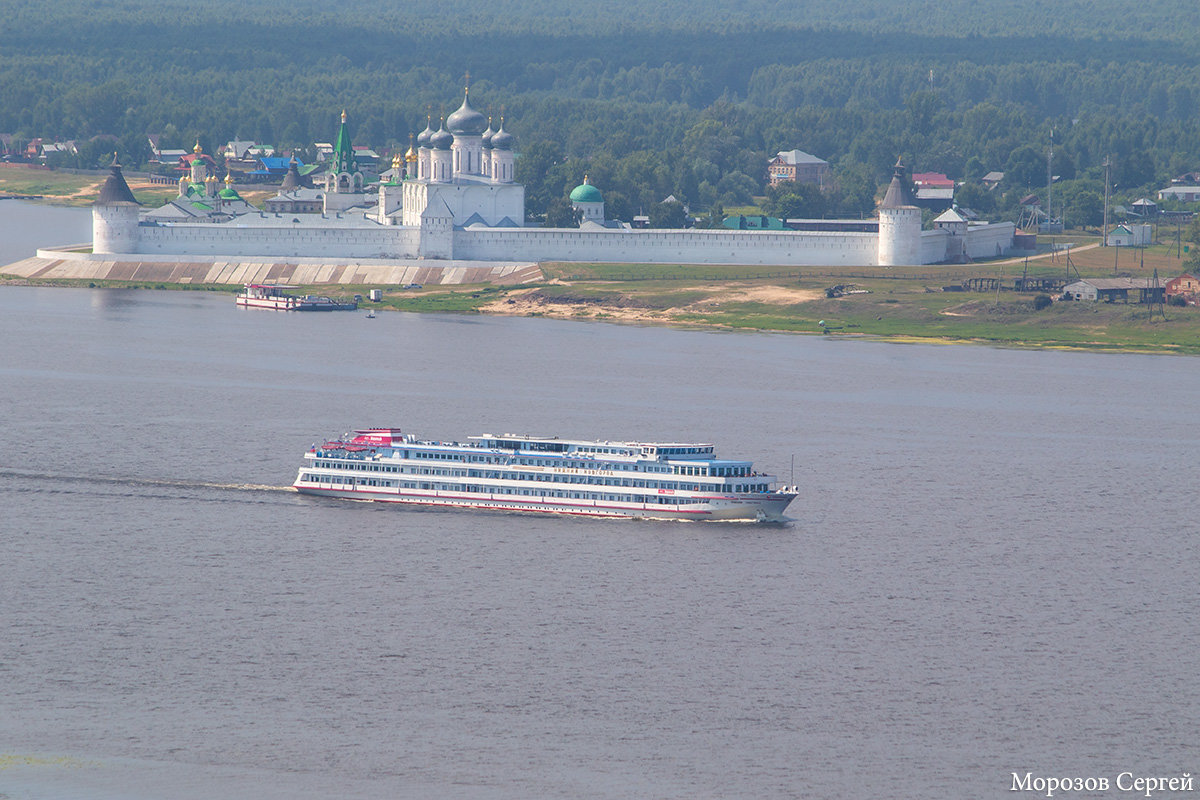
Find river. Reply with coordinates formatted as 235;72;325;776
2;203;1199;798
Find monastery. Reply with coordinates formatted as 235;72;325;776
77;89;1017;281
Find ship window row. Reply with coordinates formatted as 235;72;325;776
306;473;766;495
301;472;771;499
319;457;667;474
311;462;768;491
321;462;661;482
575;446;634;456
681;465;750;477
409;450;690;472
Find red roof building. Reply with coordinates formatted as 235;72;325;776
911;172;955;189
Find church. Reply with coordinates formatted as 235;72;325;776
89;90;1017;269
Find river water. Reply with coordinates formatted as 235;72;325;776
2;203;1199;799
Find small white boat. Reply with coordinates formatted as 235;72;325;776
236;284;358;312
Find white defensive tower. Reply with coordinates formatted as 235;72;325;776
877;159;922;267
92;156;141;255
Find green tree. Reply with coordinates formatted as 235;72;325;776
516;140;567;219
762;182;827;218
1005;145;1044;190
954;182;996;214
648;199;688;228
1064;189;1103;229
905;90;944;136
543;197;581;228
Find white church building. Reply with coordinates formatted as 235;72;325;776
90;91;1016;268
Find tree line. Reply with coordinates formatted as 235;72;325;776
1;0;1198;227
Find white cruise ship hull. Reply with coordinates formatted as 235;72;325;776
293;482;796;522
293;428;796;523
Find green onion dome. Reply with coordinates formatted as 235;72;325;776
219;173;241;200
569;176;602;203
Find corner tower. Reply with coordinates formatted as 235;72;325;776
92;155;141;255
877;159;921;266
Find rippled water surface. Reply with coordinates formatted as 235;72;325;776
2;276;1199;798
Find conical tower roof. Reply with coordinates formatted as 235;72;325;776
880;158;915;209
280;154;303;190
94;155;140;205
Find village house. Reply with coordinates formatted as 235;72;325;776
767;149;828;187
1164;273;1200;302
1157;185;1200;203
147;135;188;165
911;172;955;210
1107;223;1153;247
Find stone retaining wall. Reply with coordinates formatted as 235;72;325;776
1;247;543;286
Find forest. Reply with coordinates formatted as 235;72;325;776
1;0;1198;227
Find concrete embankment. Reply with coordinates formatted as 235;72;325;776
2;246;543;286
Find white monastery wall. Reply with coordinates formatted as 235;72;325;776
109;218;982;267
455;227;879;266
964;223;1016;260
919;229;950;265
137;224;420;259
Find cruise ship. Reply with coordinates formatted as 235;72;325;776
293;428;797;521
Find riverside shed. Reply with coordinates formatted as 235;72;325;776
1063;278;1164;303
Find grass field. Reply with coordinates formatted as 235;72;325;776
0;164;99;200
0;164;273;207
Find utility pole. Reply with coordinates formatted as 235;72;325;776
1150;268;1165;321
1047;129;1054;230
1104;154;1113;245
